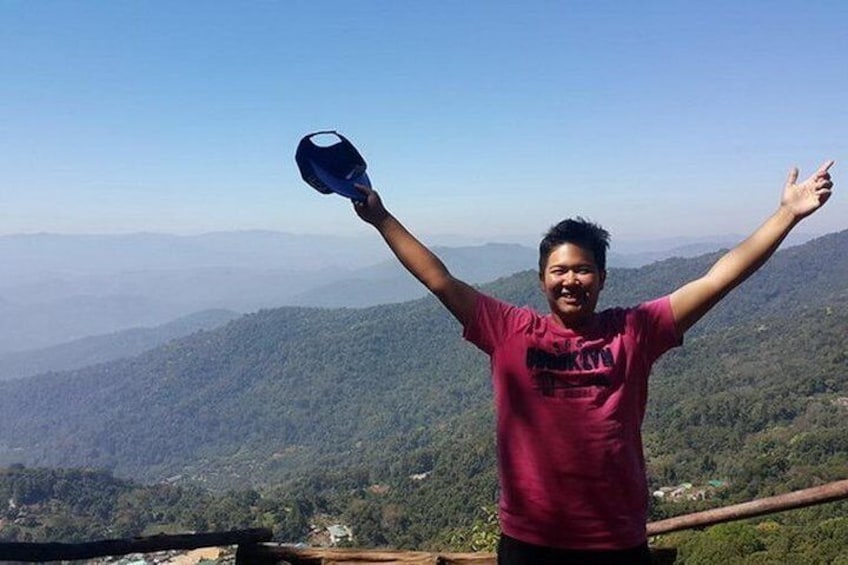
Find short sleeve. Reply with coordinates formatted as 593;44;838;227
463;293;533;355
627;295;683;363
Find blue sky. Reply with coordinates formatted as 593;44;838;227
1;1;845;243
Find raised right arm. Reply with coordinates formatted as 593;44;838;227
669;160;834;334
354;185;480;326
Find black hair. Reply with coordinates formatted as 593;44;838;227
538;217;610;274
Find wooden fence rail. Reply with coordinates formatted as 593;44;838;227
646;479;848;536
0;527;271;562
236;545;679;565
237;546;497;565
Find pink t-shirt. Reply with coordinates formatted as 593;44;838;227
463;293;681;550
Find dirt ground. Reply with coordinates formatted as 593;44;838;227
166;547;221;564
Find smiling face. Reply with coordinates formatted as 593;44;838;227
539;242;606;328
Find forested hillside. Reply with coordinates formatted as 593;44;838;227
0;230;846;560
0;231;845;488
0;232;848;562
0;296;487;487
0;308;239;381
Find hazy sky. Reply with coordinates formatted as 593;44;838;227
2;1;846;243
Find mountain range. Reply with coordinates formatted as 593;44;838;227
0;309;240;382
0;229;844;493
0;230;816;355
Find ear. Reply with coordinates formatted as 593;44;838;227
538;271;546;292
599;269;607;290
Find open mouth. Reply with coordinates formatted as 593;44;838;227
559;289;585;305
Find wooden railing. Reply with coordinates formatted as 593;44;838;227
0;528;271;563
646;478;848;536
235;545;679;564
1;480;847;564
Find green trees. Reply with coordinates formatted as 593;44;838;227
668;516;848;564
0;230;846;558
678;523;765;564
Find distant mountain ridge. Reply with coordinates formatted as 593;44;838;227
0;229;844;490
0;309;240;382
0;231;387;277
290;243;537;307
0;231;384;354
0;231;769;355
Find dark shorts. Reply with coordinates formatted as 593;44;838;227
497;533;652;565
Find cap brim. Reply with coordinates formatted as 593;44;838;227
310;160;371;202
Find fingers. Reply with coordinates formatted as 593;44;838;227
786;167;799;186
817;160;835;176
813;160;835;189
788;160;835;187
352;184;372;209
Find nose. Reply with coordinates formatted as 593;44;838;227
563;271;581;286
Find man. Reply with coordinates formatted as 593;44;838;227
353;161;834;564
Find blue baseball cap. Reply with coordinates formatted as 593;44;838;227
295;131;371;202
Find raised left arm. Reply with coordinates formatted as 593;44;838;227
670;160;835;334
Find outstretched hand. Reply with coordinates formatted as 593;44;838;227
781;160;835;219
353;184;390;226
